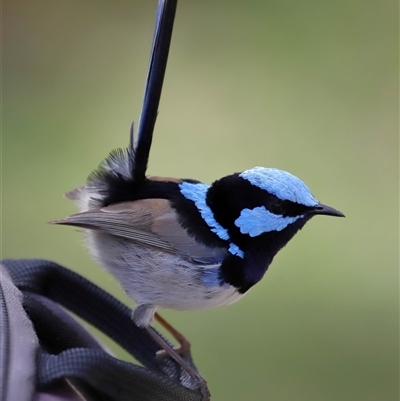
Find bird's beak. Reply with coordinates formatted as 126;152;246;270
312;203;345;218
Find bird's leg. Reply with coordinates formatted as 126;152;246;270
154;312;191;358
132;306;191;358
145;326;210;401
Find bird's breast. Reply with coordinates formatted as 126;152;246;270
86;230;243;310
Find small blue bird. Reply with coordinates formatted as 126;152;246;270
52;2;344;394
53;130;344;328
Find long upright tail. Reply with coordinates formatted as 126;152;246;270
83;1;178;208
132;0;178;182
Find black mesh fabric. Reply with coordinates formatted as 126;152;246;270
38;349;199;401
2;259;205;401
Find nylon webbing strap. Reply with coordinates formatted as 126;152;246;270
3;259;160;368
38;349;200;401
2;259;203;401
22;293;105;353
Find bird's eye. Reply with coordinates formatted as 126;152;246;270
270;202;284;215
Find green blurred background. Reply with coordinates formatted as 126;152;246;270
3;1;398;400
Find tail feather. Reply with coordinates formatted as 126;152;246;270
63;0;178;210
85;146;138;208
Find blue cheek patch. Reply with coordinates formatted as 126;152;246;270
179;182;230;241
239;167;318;207
235;206;303;237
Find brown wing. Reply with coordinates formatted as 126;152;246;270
52;198;226;261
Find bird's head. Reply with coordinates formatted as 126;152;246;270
205;166;344;258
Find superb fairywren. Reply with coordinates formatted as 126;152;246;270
52;0;344;346
54;135;344;327
52;0;344;397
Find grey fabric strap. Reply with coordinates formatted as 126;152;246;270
0;266;38;401
1;259;204;401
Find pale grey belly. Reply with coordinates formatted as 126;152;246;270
86;231;243;310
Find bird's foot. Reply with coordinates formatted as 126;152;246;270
146;325;210;400
154;312;191;359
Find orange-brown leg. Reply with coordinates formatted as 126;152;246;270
154;312;191;357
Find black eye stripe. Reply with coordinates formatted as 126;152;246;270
265;199;311;217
